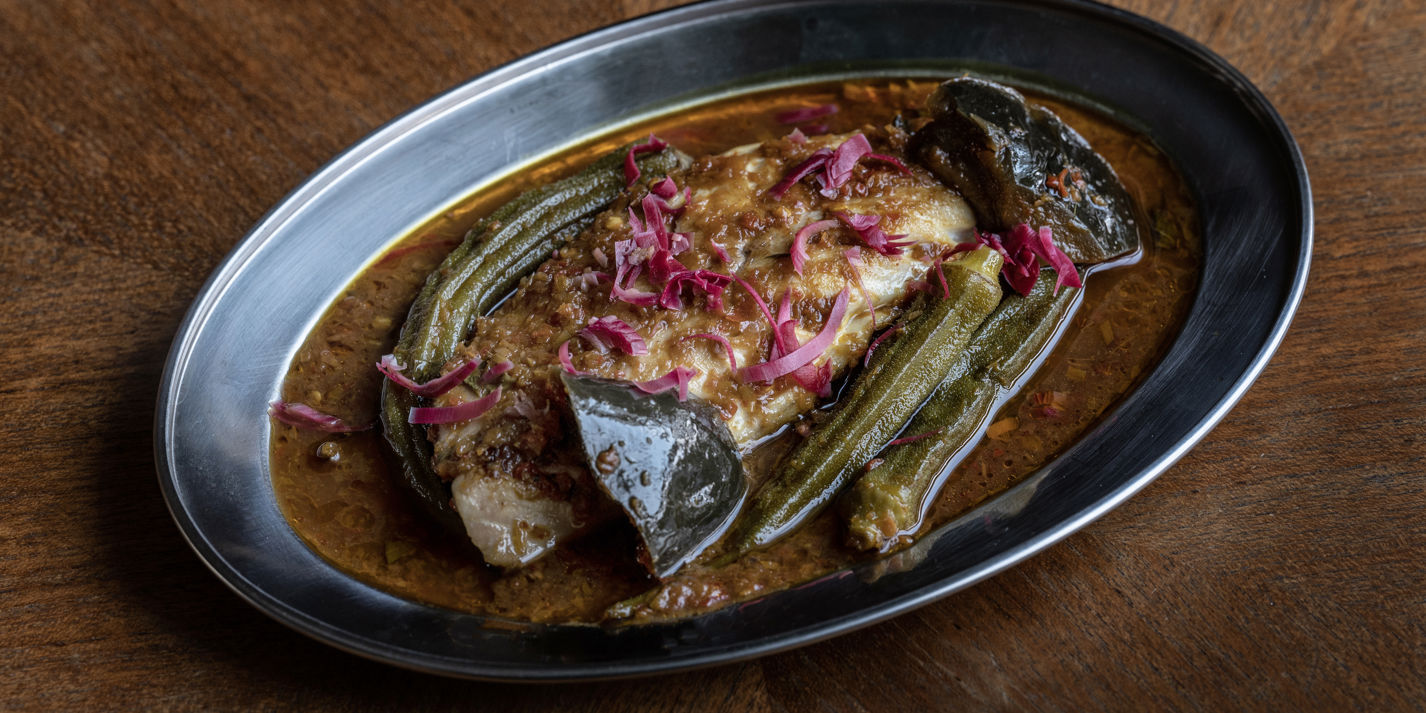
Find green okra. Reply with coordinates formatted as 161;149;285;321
842;270;1079;551
723;247;1004;554
380;143;685;531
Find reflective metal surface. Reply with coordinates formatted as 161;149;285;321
155;0;1311;680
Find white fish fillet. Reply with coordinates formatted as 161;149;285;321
428;131;975;567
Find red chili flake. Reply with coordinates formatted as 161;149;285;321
775;103;839;124
623;134;668;186
1053;167;1071;197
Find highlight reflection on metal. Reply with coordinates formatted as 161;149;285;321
155;0;1311;680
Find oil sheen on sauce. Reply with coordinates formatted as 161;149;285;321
269;78;1201;622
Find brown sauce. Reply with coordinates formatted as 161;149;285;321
270;78;1201;622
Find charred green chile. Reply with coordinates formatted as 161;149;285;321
562;374;745;580
911;77;1138;263
381;143;685;531
723;248;1004;554
842;270;1079;551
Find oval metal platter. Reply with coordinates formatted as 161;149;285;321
155;0;1311;680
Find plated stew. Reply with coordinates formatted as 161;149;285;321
269;77;1199;622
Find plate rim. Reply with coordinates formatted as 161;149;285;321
155;0;1312;680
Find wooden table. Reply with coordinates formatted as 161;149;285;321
3;1;1421;709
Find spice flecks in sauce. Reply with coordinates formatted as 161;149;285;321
270;79;1200;623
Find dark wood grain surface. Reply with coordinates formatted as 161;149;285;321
2;0;1421;710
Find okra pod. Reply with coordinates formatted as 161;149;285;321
842;271;1079;551
723;247;1004;554
381;143;685;529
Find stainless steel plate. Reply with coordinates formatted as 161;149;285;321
155;0;1311;680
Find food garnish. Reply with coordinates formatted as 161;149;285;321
682;333;738;369
558;340;586;376
273;76;1165;615
623;134;669;186
842;247;876;328
791;219;838;276
952;224;1082;295
727;248;1004;554
375;355;480;397
407;387;502;425
775;103;839;124
767;133;912;201
375;138;686;531
481;360;513;383
739;288;850;386
579;316;649;356
632;366;699;401
268;400;369;433
834;211;910;256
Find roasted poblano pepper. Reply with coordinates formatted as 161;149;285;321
842;271;1079;551
723;247;1004;554
562;374;745;580
381;143;686;530
910;77;1138;262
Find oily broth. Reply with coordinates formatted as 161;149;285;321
269;78;1200;622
